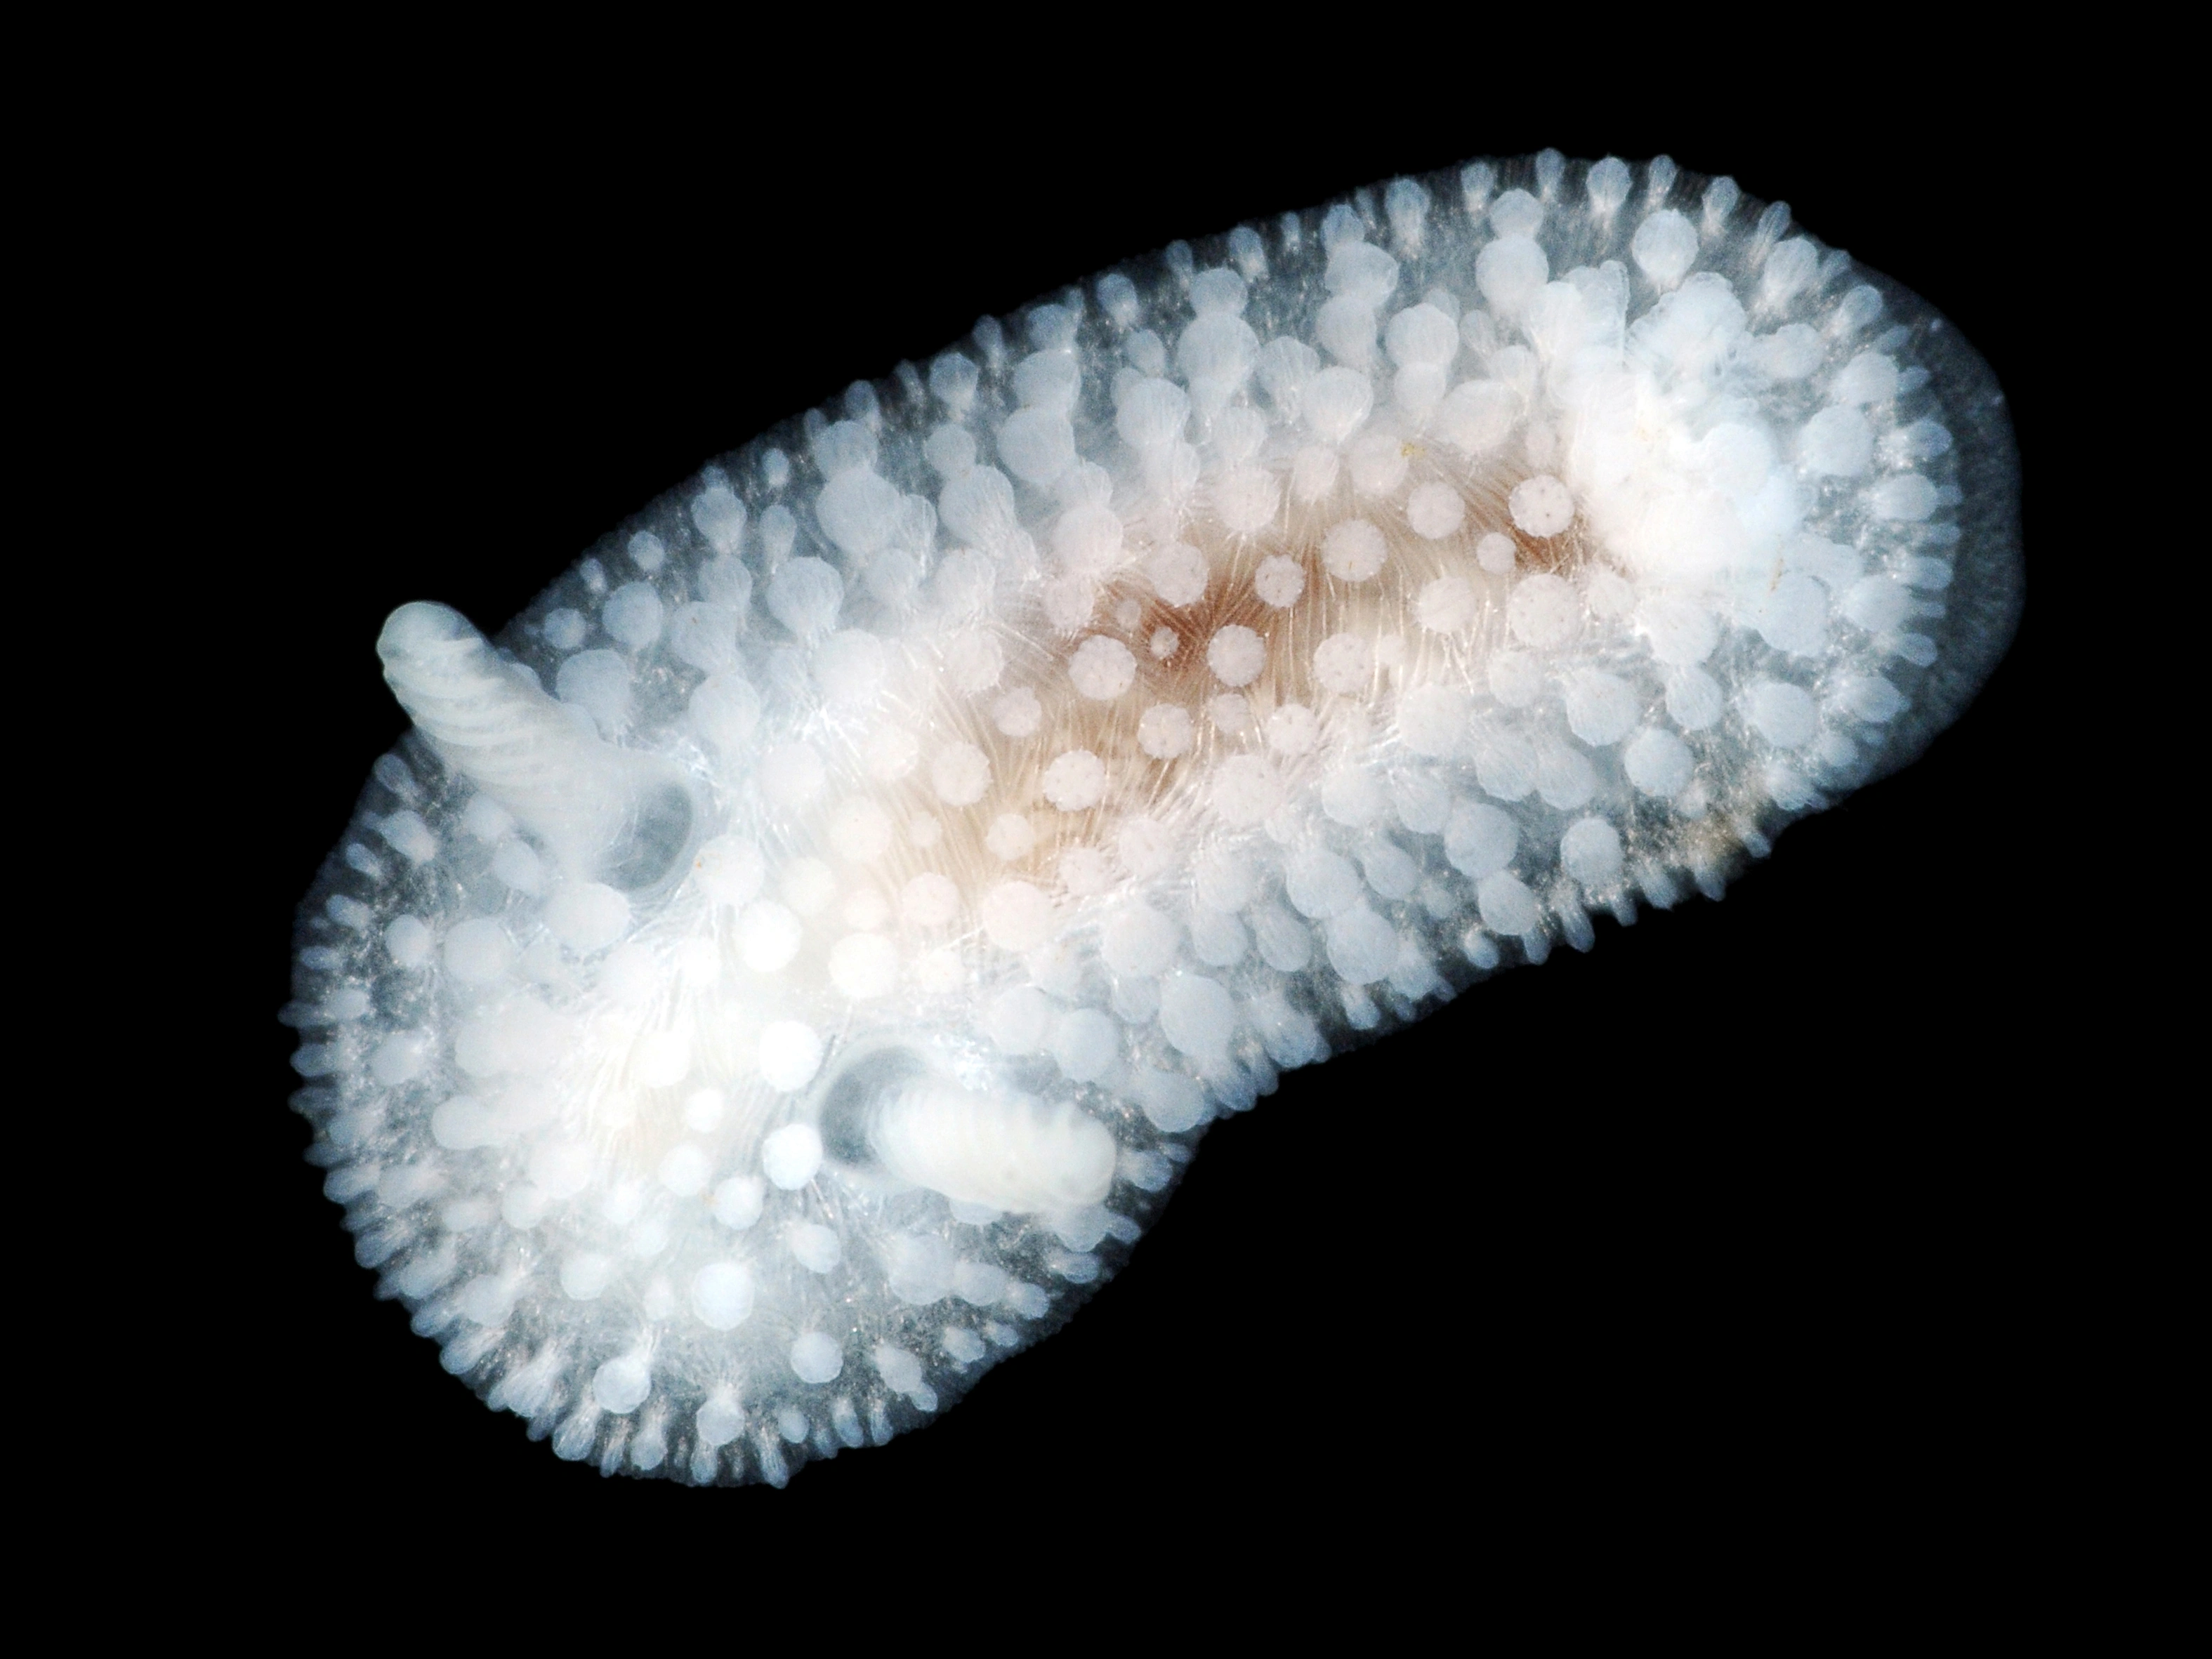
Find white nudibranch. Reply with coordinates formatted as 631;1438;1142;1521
287;150;2022;1485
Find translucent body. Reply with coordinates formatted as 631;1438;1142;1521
287;150;2021;1485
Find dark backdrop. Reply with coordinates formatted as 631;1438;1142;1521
222;84;2060;1555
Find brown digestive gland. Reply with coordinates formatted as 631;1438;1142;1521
848;452;1599;926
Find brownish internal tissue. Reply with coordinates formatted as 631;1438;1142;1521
859;450;1596;905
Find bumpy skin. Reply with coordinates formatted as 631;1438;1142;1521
287;150;2022;1485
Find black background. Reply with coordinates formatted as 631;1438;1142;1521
217;72;2067;1560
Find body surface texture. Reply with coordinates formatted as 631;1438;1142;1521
283;145;2025;1491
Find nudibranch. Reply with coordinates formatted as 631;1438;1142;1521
287;149;2021;1485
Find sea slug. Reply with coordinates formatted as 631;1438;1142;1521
286;148;2022;1486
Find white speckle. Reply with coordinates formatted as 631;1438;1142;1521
1841;574;1911;634
690;675;761;755
930;743;990;807
1405;484;1466;539
787;1224;841;1274
1117;376;1189;449
556;651;631;734
1051;1010;1120;1082
766;558;843;640
1836;675;1907;724
1831;350;1900;407
1324;906;1398;984
593;1355;652;1414
986;985;1052;1053
1158;974;1237;1064
1147;543;1208;607
1138;703;1194;759
1215;468;1282;532
1631;210;1699;284
1536;741;1598;811
1253;555;1306;608
1303;366;1374;442
981;687;1038;739
1800;407;1874;476
1206;625;1266;687
1507;574;1579;647
709;1175;763;1236
1748;681;1819;748
1625;728;1695;796
1755;319;1822;381
683;1090;725;1133
604;583;664;649
789;1333;843;1386
1476;234;1548;312
758;1029;825;1097
1285;850;1362;919
735;901;802;973
560;1252;614;1300
1320;768;1386;829
1562;670;1638;746
1445;801;1518;878
544;609;588;651
924;423;975;477
1042;750;1107;811
690;482;746;554
1666;667;1725;731
1755;574;1829;659
1313;635;1374;694
1507;475;1574;536
1053;501;1122;572
1102;904;1180;977
1069;636;1137;700
1470;729;1536;800
1322;519;1387;582
1476;871;1541;935
690;1262;755;1330
1586;156;1631;213
1869;475;1939;522
1435;381;1519;454
998;408;1075;484
1385;302;1457;366
1134;1069;1207;1132
1560;818;1624;887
